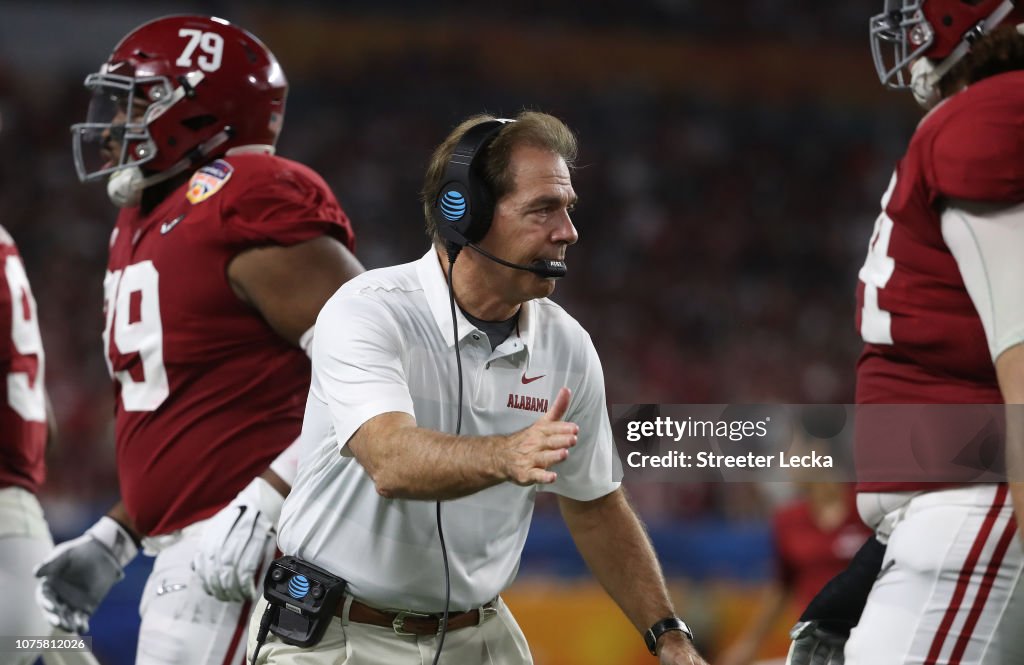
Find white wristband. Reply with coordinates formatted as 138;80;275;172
239;476;286;528
88;516;139;568
268;438;302;487
298;326;315;358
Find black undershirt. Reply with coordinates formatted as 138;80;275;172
460;308;520;350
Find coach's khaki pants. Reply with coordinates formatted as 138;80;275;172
247;595;533;665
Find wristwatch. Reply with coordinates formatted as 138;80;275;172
643;617;693;655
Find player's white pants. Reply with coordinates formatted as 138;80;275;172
847;485;1024;665
0;487;101;665
137;521;274;665
0;486;55;665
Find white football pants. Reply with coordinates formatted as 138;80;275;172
0;486;57;665
137;521;275;665
0;486;101;665
847;485;1024;664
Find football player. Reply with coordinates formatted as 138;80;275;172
33;15;363;665
0;225;75;665
788;1;1024;664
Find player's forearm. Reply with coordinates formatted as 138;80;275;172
996;344;1024;539
106;501;143;544
560;489;678;633
259;468;290;498
265;434;304;493
357;422;505;500
1011;483;1024;532
1005;406;1024;535
1005;401;1024;536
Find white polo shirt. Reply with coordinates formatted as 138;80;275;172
278;250;621;612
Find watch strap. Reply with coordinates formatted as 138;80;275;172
643;616;693;655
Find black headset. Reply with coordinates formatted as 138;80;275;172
432;118;567;279
432;118;512;250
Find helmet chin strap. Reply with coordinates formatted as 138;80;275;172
106;129;232;208
911;0;1018;110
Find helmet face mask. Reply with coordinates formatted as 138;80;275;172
71;15;288;197
870;1;934;89
72;73;172;183
869;0;1023;96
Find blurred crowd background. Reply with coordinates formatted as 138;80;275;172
0;1;920;663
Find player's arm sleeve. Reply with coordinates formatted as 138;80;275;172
220;165;355;250
941;200;1024;362
311;291;415;455
797;535;886;632
540;330;622;501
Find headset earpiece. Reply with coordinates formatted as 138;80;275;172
433;119;514;250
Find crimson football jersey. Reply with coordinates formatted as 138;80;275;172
854;71;1024;491
105;153;354;535
0;226;47;494
773;492;871;608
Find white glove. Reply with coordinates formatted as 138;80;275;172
192;476;283;602
786;621;847;665
34;516;138;634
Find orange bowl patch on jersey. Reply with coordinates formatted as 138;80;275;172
187;159;234;204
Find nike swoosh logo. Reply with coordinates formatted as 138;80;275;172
521;373;545;384
160;214;185;234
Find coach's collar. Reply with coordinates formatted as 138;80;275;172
417;250;535;353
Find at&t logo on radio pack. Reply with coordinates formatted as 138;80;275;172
288;574;310;599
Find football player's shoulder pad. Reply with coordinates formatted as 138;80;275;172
213;152;351;247
921;70;1024;203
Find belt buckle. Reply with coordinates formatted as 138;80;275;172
480;603;498;624
391;609;434;636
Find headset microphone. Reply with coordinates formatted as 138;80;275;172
467;242;567;278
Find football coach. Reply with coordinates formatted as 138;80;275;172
248;111;708;665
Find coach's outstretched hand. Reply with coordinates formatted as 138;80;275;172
34;516;138;633
501;387;578;486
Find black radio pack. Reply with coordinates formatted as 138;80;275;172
260;555;347;648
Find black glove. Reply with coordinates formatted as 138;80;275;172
787;621;848;665
785;535;886;665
